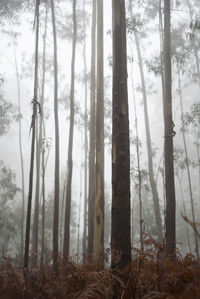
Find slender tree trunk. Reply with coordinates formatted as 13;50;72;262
164;0;176;257
51;0;60;274
63;0;77;265
32;114;40;268
40;146;45;268
82;0;88;258
59;170;67;252
87;0;96;258
178;71;199;257
93;0;104;268
111;0;131;270
24;0;40;269
77;166;82;260
132;14;163;243
159;0;165;106
10;25;25;260
40;3;48;269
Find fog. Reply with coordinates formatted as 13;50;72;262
0;0;200;263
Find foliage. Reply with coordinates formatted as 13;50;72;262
0;161;20;256
0;93;16;136
1;242;200;298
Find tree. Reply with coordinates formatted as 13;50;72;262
164;0;176;257
87;0;96;258
63;0;77;265
111;0;131;270
24;0;40;269
40;1;48;269
51;0;60;274
93;0;104;268
82;0;90;257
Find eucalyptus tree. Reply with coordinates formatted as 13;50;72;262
111;0;131;269
93;0;104;268
88;0;96;257
51;0;60;274
40;1;48;269
163;0;176;257
24;0;40;269
63;0;77;265
82;0;89;257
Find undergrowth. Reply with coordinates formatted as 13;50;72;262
1;240;200;298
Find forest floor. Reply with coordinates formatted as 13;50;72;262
1;242;200;298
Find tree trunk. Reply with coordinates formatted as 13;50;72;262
32;115;40;268
87;0;96;258
40;2;48;269
164;0;176;257
82;0;88;258
111;0;131;270
63;0;77;265
77;166;82;259
93;0;104;268
51;0;60;274
24;0;40;269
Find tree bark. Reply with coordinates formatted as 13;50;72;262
51;0;60;274
87;0;96;258
93;0;104;268
63;0;77;265
164;0;176;257
111;0;131;270
24;0;40;269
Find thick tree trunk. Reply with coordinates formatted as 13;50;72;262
134;29;163;243
24;0;40;269
93;0;104;268
87;0;96;258
111;0;131;270
51;0;60;274
63;0;77;265
164;0;176;257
